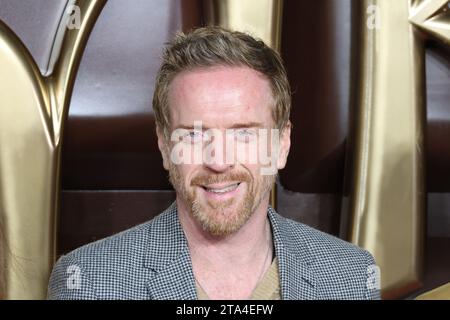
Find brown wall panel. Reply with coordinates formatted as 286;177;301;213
426;44;450;192
58;0;203;253
58;191;175;256
276;0;352;235
279;0;351;194
61;0;203;191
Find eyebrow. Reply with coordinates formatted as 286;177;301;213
174;122;265;130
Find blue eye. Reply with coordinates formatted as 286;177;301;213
235;128;257;142
183;130;203;143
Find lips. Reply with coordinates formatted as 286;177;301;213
202;182;241;194
191;174;248;201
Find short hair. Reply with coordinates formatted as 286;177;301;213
152;26;291;139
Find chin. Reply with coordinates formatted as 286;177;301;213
192;197;253;236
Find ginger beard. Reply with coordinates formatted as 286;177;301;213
168;162;275;236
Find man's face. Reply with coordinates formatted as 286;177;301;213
157;66;290;236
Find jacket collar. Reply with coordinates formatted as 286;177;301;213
267;206;317;299
144;202;198;299
144;202;317;299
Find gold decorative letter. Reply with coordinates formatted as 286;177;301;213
348;0;449;298
0;0;106;299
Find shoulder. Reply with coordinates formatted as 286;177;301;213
271;211;380;299
53;202;178;265
285;216;371;261
47;207;174;299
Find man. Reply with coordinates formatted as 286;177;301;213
48;26;380;300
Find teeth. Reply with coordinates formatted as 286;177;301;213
205;183;239;194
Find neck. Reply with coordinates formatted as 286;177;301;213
177;197;272;265
177;196;275;299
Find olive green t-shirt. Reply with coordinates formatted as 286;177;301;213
196;257;281;300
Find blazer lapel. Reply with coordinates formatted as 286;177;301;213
280;250;317;299
143;202;317;300
144;202;198;300
146;250;198;300
268;207;317;300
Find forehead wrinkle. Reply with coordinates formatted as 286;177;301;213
168;66;274;128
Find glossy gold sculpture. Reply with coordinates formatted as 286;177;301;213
204;0;283;51
348;0;450;298
410;0;450;44
416;282;450;299
0;0;106;299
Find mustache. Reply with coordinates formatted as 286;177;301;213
191;171;251;186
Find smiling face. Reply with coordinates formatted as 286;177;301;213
157;65;291;236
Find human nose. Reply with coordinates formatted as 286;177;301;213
202;130;234;173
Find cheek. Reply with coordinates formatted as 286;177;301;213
178;164;200;186
232;140;261;166
244;164;275;193
240;164;262;186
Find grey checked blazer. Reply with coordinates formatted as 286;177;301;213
48;202;381;300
